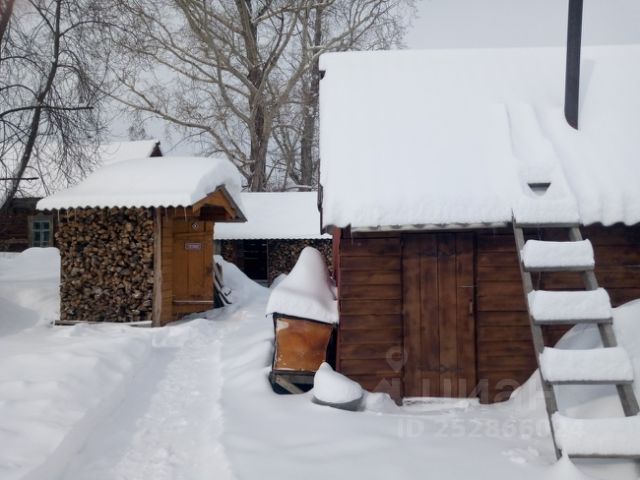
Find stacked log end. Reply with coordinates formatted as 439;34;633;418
56;207;154;322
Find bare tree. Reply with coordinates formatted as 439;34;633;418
279;1;415;190
105;0;416;191
0;0;15;46
0;0;105;211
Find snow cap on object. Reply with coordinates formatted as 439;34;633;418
313;362;363;404
265;247;338;324
552;413;640;456
539;347;634;383
320;46;640;228
521;240;595;269
36;156;244;211
215;192;328;240
528;288;612;322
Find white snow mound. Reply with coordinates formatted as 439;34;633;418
313;363;363;404
265;247;338;324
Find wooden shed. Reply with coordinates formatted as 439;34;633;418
319;46;640;404
37;156;245;326
216;192;332;285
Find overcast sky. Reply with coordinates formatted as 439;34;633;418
406;0;640;49
112;0;640;153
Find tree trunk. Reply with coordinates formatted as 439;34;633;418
0;0;61;213
248;106;269;192
0;0;14;48
237;0;269;192
299;5;323;188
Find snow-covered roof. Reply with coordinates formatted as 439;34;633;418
215;192;328;240
97;140;161;166
319;46;640;228
11;139;162;200
37;157;244;213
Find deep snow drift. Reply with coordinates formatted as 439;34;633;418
1;250;638;480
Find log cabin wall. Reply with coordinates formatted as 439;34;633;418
56;207;154;322
0;198;55;251
335;225;640;404
0;203;33;251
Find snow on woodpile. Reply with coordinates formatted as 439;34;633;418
37;156;243;210
265;247;338;324
215;192;329;240
313;363;363;405
319;46;640;228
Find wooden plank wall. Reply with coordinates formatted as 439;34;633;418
562;225;640;306
337;233;404;400
475;230;540;403
336;225;640;404
476;225;640;403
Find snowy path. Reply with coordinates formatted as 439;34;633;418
59;320;234;480
3;253;639;480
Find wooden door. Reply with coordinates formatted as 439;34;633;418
172;218;213;304
402;233;476;398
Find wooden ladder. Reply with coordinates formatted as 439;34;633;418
513;219;640;459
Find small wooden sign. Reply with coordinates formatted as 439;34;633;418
184;241;202;251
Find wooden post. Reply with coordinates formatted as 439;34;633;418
152;208;163;327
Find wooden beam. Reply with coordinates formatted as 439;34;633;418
191;188;245;222
152;208;163;327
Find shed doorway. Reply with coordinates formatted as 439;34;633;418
241;239;269;284
172;217;214;313
401;233;476;398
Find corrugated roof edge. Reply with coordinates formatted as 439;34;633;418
37;184;247;223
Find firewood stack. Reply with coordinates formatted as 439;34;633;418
267;239;332;284
56;207;155;322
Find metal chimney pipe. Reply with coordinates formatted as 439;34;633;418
564;0;584;129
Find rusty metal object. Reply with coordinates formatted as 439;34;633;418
273;315;334;372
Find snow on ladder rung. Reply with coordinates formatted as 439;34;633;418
521;240;594;272
552;414;640;457
539;347;634;384
528;289;612;325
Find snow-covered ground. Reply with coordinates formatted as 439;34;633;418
0;249;638;480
